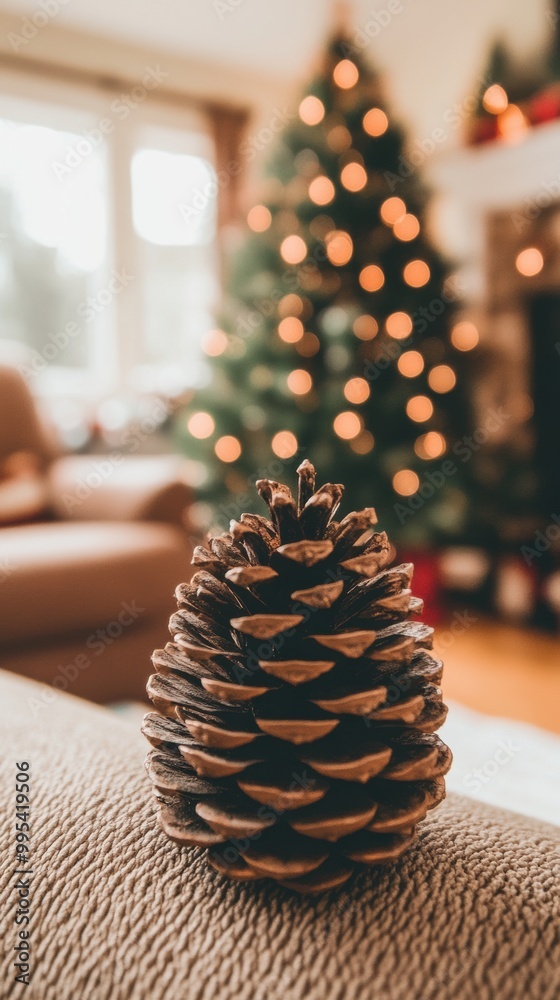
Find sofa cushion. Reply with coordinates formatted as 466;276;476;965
0;521;191;645
0;669;558;1000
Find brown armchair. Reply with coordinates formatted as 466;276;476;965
0;364;195;704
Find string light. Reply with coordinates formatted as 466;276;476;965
482;84;508;115
327;125;352;152
380;197;406;226
515;247;543;276
403;260;430;287
344;377;370;404
428;365;456;393
202;328;228;356
363;108;388;137
280;234;307;265
326;230;353;266
394;214;420;241
333;59;359;89
309;176;335;206
350;430;375;454
340;162;367;192
278;293;304;318
386;312;413;339
272;430;298;458
393;470;420;496
415;431;446;459
278;316;304;343
398;350;424;377
296;332;320;356
359;264;384;292
215;435;242;462
299;95;325;125
187;412;215;439
247;205;271;232
451;320;479;351
498;104;528;143
353;314;378;340
333;411;362;439
406;395;433;422
287;369;313;395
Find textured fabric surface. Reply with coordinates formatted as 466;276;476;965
0;669;558;1000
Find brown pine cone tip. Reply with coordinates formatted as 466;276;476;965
142;460;452;894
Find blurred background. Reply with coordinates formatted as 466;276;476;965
0;0;558;820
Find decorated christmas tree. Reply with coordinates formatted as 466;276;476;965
179;33;478;546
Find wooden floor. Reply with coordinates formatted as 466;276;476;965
440;616;560;734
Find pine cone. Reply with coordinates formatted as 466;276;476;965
143;460;451;894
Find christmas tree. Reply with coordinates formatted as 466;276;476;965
179;33;478;546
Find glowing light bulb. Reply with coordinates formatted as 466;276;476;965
353;314;378;340
296;332;320;357
428;365;456;393
187;412;215;439
359;264;384;292
325;230;353;266
299;95;325;125
406;395;433;422
344;377;370;404
327;125;352;152
215;435;241;462
333;59;359;89
272;430;298;458
498;104;528;143
398;350;424;377
393;469;420;496
386;312;413;339
415;431;446;459
363;108;388;137
403;260;430;287
380;197;406;226
278;317;304;343
394;214;420;241
287;369;312;395
278;293;304;318
482;84;508;115
451;320;479;351
309;176;335;206
340;162;367;192
333;411;362;440
203;329;228;356
247;205;271;232
280;234;307;265
350;430;375;454
515;247;543;277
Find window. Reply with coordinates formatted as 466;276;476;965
0;71;218;400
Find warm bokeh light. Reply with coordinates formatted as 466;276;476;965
415;431;446;460
280;234;307;265
326;230;353;266
451;320;479;351
344;377;370;404
394;214;420;241
350;430;375;454
287;369;313;395
482;84;508;115
202;328;228;356
272;430;298;458
215;435;242;462
406;395;434;422
386;311;413;339
363;108;388;137
515;247;544;277
398;350;424;377
247;204;272;232
187;411;215;439
380;197;406;226
278;293;304;318
340;162;368;192
359;264;384;292
327;125;352;152
333;411;362;440
296;332;320;356
299;95;325;126
333;59;359;89
403;259;430;287
393;469;420;496
278;316;304;343
428;364;456;393
498;104;528;143
309;175;335;206
353;314;379;340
